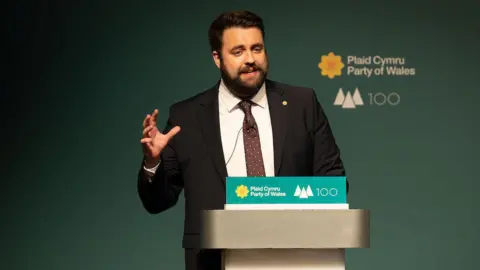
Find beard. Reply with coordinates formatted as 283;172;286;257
220;60;268;99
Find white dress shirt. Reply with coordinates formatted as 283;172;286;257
218;80;275;177
144;80;275;177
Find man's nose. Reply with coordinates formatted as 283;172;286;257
245;51;255;64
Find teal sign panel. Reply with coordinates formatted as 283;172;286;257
226;176;347;204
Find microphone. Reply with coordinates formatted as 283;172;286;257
244;119;256;131
226;119;258;165
226;126;243;165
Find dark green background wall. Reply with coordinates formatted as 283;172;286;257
3;1;479;269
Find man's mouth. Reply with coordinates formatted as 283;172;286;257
241;70;258;77
241;68;260;75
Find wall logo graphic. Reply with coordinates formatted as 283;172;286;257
294;185;314;199
333;88;401;109
235;185;249;199
318;52;345;79
318;52;416;79
334;88;364;109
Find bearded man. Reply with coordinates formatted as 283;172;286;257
137;10;347;270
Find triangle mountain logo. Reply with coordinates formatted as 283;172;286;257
294;185;314;199
334;88;364;109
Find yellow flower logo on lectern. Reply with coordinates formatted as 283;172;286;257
318;52;344;79
235;185;249;198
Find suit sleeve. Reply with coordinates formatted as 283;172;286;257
137;107;184;214
308;89;349;192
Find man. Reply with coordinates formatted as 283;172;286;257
138;10;347;270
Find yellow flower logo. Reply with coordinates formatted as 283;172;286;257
235;185;249;198
318;52;345;79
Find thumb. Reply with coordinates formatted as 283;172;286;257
165;126;181;139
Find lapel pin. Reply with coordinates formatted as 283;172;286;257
282;101;287;106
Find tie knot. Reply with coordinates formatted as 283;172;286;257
238;100;253;114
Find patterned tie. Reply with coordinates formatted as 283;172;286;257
238;100;266;177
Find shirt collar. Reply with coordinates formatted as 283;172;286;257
218;79;267;112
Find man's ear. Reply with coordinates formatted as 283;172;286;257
212;51;221;69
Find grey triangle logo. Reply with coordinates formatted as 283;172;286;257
334;88;364;109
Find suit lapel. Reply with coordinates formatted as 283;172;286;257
198;82;228;186
266;80;288;175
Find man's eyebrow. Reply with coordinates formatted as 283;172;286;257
230;43;264;51
230;45;245;51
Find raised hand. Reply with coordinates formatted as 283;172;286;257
140;109;181;167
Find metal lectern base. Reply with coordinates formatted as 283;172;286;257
223;249;345;270
201;209;370;270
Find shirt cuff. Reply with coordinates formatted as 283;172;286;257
144;160;160;174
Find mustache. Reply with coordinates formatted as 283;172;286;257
239;64;263;73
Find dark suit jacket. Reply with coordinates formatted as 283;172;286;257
137;79;347;269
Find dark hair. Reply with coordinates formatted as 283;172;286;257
208;10;265;53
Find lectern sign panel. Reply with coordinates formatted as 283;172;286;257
226;176;347;204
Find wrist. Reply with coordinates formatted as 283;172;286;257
144;156;160;168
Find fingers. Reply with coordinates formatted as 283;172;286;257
150;109;158;125
143;114;151;128
141;110;179;146
140;137;153;144
143;125;155;137
143;109;158;128
165;126;181;139
140;138;154;153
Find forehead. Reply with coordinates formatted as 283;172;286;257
221;27;264;50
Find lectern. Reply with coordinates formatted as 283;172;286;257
200;176;370;270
